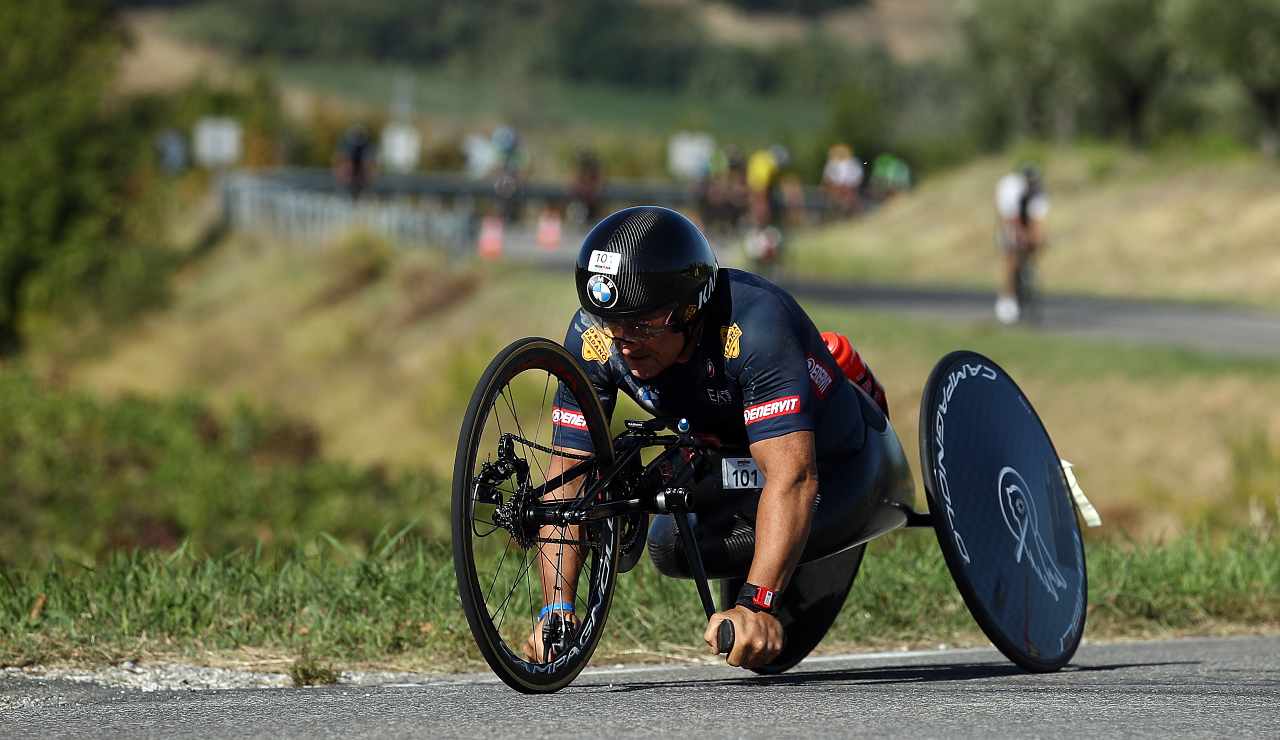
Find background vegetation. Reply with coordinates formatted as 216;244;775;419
148;0;1280;181
3;0;1277;671
5;526;1276;671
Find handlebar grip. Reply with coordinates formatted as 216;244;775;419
716;620;735;655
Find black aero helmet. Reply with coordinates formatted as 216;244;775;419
575;206;719;325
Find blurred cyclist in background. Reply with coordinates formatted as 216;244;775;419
994;164;1050;325
868;152;910;202
697;145;749;235
744;145;791;272
568;148;605;225
821;143;863;218
333;124;377;201
491;126;528;223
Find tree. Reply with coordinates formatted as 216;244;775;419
538;0;706;90
960;0;1069;143
0;1;162;355
1169;0;1280;155
1061;0;1172;147
720;0;868;15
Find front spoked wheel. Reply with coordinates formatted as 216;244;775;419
452;337;618;693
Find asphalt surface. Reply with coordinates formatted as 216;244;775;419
777;277;1280;358
3;636;1277;738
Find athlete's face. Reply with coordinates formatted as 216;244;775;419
603;310;689;380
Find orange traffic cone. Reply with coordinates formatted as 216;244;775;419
536;210;562;251
478;216;504;259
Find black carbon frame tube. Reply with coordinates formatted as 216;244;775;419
672;511;718;619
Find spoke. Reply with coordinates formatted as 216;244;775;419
575;549;594;615
491;394;507;462
535;370;552;478
504;383;549;487
492;545;537;628
525;530;537;641
483;534;516;603
533;527;589;601
471;519;500;538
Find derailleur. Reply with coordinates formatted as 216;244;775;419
475;434;533;544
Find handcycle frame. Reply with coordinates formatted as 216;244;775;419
478;412;933;637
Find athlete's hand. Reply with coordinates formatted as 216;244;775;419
705;606;783;669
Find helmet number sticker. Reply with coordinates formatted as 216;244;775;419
586;274;618;309
587;250;621;275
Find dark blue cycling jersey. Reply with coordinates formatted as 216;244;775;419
552;269;865;462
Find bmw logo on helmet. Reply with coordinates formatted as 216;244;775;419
587;274;618;309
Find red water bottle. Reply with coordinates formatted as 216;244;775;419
821;331;889;418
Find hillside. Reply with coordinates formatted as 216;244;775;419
46;221;1280;539
696;0;961;61
793;145;1280;309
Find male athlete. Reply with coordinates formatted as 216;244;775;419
527;206;888;670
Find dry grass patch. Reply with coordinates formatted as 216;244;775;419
796;148;1280;309
63;233;577;477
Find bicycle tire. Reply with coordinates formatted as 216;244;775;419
452;337;619;693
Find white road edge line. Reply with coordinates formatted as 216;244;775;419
377;636;1257;688
582;645;1000;678
378;645;1004;687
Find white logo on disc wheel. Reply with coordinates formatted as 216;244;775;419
997;466;1069;600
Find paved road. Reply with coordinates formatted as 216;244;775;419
503;235;1280;359
3;636;1277;738
778;278;1280;359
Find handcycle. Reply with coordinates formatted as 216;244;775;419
453;337;1095;693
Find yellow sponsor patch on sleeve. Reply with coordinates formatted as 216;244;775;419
720;323;743;359
580;325;612;364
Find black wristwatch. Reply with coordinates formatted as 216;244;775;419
735;582;780;614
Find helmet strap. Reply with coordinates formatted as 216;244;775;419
675;312;705;363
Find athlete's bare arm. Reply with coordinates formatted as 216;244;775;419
704;430;818;668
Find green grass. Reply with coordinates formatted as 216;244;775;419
0;367;449;565
274;60;830;144
3;527;1275;672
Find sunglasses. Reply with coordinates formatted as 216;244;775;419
592;308;678;341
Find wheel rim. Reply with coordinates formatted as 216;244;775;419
455;342;618;690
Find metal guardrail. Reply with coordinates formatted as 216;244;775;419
255;167;838;211
223;173;474;250
222;168;846;252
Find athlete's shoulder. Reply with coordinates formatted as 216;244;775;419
713;270;804;362
564;309;616;368
722;269;798;321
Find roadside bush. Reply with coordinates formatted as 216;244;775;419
0;371;447;565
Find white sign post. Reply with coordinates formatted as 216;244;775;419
668;131;715;181
193;117;242;169
381;123;422;174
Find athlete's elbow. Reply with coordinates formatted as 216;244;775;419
771;465;818;501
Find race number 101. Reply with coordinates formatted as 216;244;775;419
721;457;765;491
